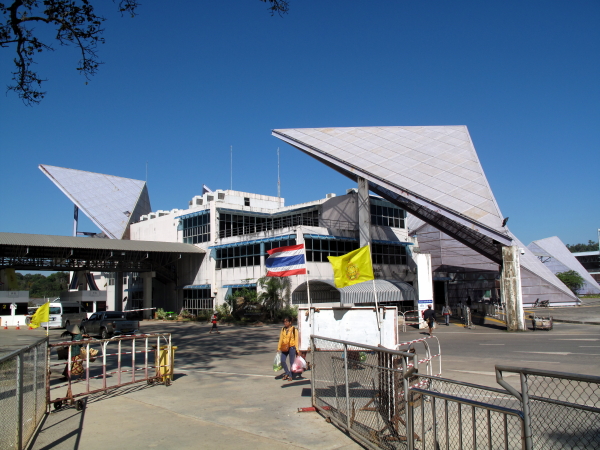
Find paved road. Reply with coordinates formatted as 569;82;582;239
8;313;599;450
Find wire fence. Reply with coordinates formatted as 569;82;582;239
496;366;600;450
311;335;524;449
311;336;600;450
0;337;48;450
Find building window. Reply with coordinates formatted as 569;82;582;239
244;197;250;207
183;288;213;312
182;212;211;244
305;238;359;262
264;238;297;253
216;244;261;269
372;243;407;265
370;201;406;228
218;210;318;238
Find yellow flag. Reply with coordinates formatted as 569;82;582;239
328;245;375;288
29;303;50;329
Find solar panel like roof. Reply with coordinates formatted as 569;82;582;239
528;236;600;295
39;165;151;239
273;126;512;264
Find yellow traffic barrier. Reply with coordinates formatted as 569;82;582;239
153;345;178;383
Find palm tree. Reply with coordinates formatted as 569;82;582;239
258;274;291;320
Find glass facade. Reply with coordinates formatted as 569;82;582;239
371;200;406;228
182;212;210;244
218;210;318;238
305;238;359;262
215;237;297;269
372;243;408;265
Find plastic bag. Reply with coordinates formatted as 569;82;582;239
273;352;282;372
291;355;306;373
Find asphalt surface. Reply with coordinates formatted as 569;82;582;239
2;304;598;450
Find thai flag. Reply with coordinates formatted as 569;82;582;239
266;244;307;277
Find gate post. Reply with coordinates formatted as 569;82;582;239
520;372;533;450
344;343;351;430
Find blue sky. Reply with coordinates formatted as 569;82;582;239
1;0;599;248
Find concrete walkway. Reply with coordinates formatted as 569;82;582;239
29;322;362;450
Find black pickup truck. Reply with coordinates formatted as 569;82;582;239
81;311;140;339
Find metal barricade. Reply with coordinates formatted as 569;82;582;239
0;337;48;450
399;310;420;333
47;333;172;411
496;365;600;450
395;336;441;377
311;335;526;450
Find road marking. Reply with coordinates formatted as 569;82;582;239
516;361;559;364
515;351;600;356
479;344;504;346
552;339;599;341
448;370;516;377
179;369;275;378
579;346;600;348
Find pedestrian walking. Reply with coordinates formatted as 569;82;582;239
422;305;436;336
277;316;298;381
441;305;451;326
209;312;219;334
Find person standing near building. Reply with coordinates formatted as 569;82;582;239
422;305;436;336
209;312;219;334
441;304;451;326
277;316;298;381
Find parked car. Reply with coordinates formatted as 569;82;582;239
81;311;140;339
25;300;89;329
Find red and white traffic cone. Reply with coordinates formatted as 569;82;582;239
16;321;20;330
2;319;7;330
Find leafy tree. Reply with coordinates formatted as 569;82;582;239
16;271;69;297
555;270;585;295
566;241;599;253
1;0;289;105
258;274;291;320
226;286;259;320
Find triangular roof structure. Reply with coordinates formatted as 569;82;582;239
273;125;578;303
273;126;512;264
39;165;151;239
528;236;600;295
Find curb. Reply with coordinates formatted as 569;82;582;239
552;319;600;326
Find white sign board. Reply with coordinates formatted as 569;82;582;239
297;306;398;350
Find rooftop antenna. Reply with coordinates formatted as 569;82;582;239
277;147;281;207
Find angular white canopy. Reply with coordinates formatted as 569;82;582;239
39;165;151;239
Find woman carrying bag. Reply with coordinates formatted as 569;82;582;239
277;316;298;381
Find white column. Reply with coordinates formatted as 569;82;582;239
415;253;433;329
501;246;526;331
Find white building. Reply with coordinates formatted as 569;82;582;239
130;188;425;314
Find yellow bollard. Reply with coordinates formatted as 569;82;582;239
155;345;178;382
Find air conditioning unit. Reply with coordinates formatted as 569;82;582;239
196;198;203;205
148;213;157;219
207;195;214;202
217;192;225;200
326;193;336;199
157;210;169;217
188;200;193;207
140;215;148;221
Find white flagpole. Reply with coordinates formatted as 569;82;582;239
46;297;49;337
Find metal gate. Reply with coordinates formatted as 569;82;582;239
311;335;600;450
48;333;173;411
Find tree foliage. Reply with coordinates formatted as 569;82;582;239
258;274;291;320
1;0;289;105
555;270;585;295
566;240;599;253
16;271;69;298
